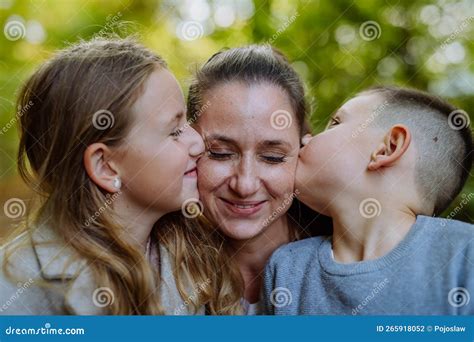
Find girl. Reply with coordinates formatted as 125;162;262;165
0;37;214;315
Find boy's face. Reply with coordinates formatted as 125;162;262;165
295;93;387;214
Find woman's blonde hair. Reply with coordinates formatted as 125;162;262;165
9;37;217;314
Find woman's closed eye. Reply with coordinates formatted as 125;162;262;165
207;149;286;164
208;149;235;160
260;154;286;164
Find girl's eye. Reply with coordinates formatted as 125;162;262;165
261;155;286;164
208;150;234;160
170;128;183;138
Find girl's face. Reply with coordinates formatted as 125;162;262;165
195;81;300;241
118;68;204;215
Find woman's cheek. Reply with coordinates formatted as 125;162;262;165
263;164;296;196
197;158;231;192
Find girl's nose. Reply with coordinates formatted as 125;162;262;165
187;126;205;158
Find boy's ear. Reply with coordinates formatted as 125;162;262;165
367;124;411;171
84;143;121;193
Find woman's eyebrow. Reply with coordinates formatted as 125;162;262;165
205;134;238;145
258;140;292;149
204;135;292;150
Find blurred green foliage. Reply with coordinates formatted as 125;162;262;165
0;0;473;227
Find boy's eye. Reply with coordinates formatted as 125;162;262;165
328;117;340;127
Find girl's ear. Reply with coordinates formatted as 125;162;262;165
367;124;411;171
84;143;121;193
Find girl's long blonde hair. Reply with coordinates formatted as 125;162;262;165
10;37;217;315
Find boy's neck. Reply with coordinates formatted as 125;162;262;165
330;202;417;263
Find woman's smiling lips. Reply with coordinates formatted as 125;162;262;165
219;197;267;216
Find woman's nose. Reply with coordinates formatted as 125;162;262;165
229;159;260;197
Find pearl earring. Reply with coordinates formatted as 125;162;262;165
113;177;121;189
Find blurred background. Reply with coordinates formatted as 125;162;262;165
1;0;473;238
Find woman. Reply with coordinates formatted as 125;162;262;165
188;45;328;314
0;37;214;315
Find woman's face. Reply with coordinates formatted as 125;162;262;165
196;81;300;241
118;68;204;215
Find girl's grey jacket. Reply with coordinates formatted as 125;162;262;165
0;225;203;315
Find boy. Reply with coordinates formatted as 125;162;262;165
262;86;473;315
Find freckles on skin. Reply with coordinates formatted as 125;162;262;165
195;82;300;240
197;84;299;147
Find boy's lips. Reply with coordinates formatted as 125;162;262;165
219;198;267;216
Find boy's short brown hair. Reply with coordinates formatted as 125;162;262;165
362;86;472;215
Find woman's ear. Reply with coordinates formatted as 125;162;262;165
84;143;121;193
367;124;411;171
